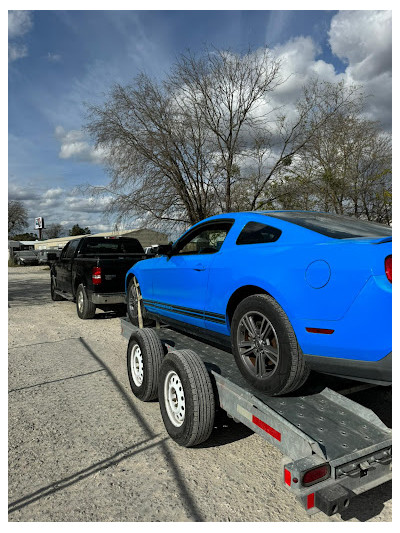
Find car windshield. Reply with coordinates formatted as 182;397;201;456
265;212;392;239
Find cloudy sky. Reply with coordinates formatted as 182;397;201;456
8;7;392;236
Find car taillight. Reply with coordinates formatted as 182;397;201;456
302;464;330;487
385;255;392;283
92;266;102;285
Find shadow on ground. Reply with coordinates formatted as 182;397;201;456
8;278;51;307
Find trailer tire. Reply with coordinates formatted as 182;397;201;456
76;283;96;319
231;294;309;396
127;328;164;401
159;349;215;447
50;275;63;301
127;277;155;327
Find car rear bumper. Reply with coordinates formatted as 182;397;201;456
304;351;392;385
90;292;126;305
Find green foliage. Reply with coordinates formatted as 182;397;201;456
69;224;91;236
11;232;38;241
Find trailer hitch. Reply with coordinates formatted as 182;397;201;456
315;484;355;516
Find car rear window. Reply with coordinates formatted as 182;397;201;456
80;238;144;254
236;222;282;245
265;212;392;239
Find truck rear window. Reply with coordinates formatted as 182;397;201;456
80;238;144;254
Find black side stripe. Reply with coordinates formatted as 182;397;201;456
143;299;226;325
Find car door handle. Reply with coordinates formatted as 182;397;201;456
193;263;206;271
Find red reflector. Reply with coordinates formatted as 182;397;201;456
92;266;102;285
284;469;291;486
307;493;315;509
385;255;392;283
302;465;330;486
252;415;281;441
306;328;334;334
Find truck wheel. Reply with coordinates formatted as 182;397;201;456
127;328;164;401
159;349;215;447
76;283;96;319
231;294;309;396
50;275;63;301
127;277;154;327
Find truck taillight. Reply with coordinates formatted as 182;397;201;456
92;266;102;285
385;255;392;283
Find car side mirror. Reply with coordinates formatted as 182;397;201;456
47;253;57;261
156;244;173;256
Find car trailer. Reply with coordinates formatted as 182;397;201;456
120;318;392;517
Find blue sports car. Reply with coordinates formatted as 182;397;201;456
125;211;392;395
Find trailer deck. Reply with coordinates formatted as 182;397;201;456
121;318;392;516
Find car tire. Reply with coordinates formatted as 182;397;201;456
50;275;63;301
127;277;155;327
127;328;164;401
159;349;215;447
231;294;309;396
76;283;96;319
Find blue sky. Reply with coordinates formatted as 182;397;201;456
8;9;392;235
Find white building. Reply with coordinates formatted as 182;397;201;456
33;228;169;251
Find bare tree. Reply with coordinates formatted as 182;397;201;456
43;223;64;239
8;200;28;236
168;48;282;211
231;80;365;211
85;48;281;226
266;113;392;223
85;48;389;228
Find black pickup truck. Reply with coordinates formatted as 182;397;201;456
50;236;147;319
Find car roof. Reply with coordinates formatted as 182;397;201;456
203;210;322;222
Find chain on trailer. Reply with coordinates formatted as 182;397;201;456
120;319;392;517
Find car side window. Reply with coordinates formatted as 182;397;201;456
236;221;282;245
175;222;233;255
65;239;80;259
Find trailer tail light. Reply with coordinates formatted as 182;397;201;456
385;255;392;283
92;266;102;285
302;464;330;487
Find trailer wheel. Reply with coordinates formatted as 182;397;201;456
127;328;164;401
50;275;63;301
231;294;309;396
159;349;215;447
76;283;96;319
127;277;155;327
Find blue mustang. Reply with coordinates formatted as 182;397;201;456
125;211;392;395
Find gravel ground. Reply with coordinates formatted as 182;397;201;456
8;266;392;522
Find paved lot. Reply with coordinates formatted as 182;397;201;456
8;266;392;522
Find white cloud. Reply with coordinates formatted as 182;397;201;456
9;43;28;62
8;182;40;202
47;52;62;63
64;195;112;213
8;11;33;62
259;11;392;131
55;126;107;164
329;10;391;80
328;10;392;128
8;181;116;234
43;188;65;199
8;11;33;38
